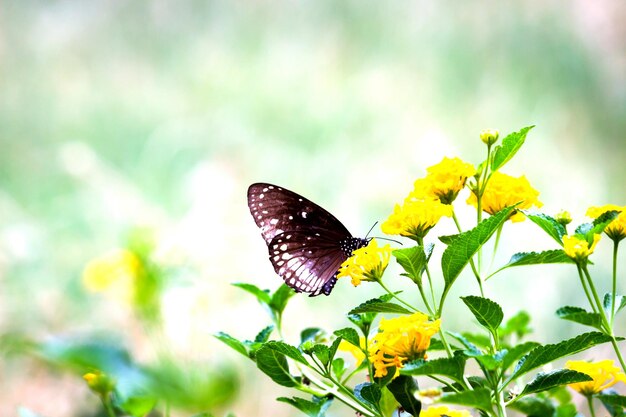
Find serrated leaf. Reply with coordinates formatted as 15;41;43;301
509;396;556;416
393;245;432;284
520;369;592;396
500;311;532;339
501;341;540;371
277;396;332;417
523;213;567;245
347;293;397;331
462;296;504;335
301;328;326;344
312;344;331;366
333;328;360;347
256;345;296;387
263;341;308;365
214;332;248;357
491;125;534;171
597;393;626;409
575;210;620;238
441;206;516;295
328;337;342;365
355;382;381;407
255;325;274;343
349;300;413;315
448;332;482;356
387;375;422;416
474;353;504;371
511;332;618;380
401;355;466;384
232;283;271;304
439;387;492;412
491;250;572;279
270;284;295;315
332;357;347;380
556;306;603;330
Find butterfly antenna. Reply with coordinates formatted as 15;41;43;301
372;236;404;246
365;221;378;238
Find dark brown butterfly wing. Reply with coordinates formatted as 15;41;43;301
247;183;369;296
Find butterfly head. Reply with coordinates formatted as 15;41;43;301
339;237;372;257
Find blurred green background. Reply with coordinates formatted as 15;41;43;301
1;1;625;416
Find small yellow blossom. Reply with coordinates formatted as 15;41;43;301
563;234;601;262
420;405;472;417
420;157;477;204
83;370;115;397
337;239;392;286
83;249;142;303
467;171;542;222
338;337;366;367
587;204;626;242
566;360;626;396
382;199;453;240
480;129;500;146
555;210;573;226
368;313;440;378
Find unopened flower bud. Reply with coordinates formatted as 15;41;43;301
83;371;115;397
480;129;499;145
555;210;572;226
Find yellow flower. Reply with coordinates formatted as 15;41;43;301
467;171;542;222
480;129;500;146
337;239;391;286
382;198;453;240
420;157;477;204
563;234;601;262
368;313;440;378
586;204;626;242
83;370;115;397
566;360;626;396
338;337;366;367
83;249;142;303
420;406;472;417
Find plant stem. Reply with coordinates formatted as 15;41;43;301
101;396;116;417
452;211;485;296
611;240;619;325
576;265;599;315
610;337;626;374
417;237;439;309
587;396;597;417
376;279;420;313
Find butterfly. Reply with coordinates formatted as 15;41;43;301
247;183;371;296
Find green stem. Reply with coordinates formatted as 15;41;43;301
610;337;626;374
576;265;599;315
611;240;619;325
101;396;116;417
417;237;438;309
376;279;420;313
587;395;597;417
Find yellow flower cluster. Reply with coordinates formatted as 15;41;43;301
421;406;471;417
381;199;453;241
368;312;440;378
587;204;626;242
467;171;542;222
382;157;475;240
566;360;626;395
83;249;142;303
563;234;601;262
337;239;392;286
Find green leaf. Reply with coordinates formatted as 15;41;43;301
439;388;492;412
115;395;157;417
523;213;567;245
448;332;482;356
461;296;504;335
333;328;360;347
231;283;271;304
520;369;592;396
501;341;540;371
556;306;603;330
511;332;618;380
604;293;626;316
386;375;422;417
555;404;579;417
301;328;326;344
255;345;297;387
393;245;432;284
491;125;534;171
474;352;505;371
263;341;308;365
597;393;626;409
255;325;274;343
277;396;332;417
509;396;556;417
355;382;381;407
214;332;248;357
575;210;620;240
349;299;413;315
491;250;573;278
270;284;295;316
441;206;516;294
401;355;466;384
500;311;532;339
312;344;331;366
331;358;347;380
348;294;395;332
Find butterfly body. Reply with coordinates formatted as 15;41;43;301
247;183;370;296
